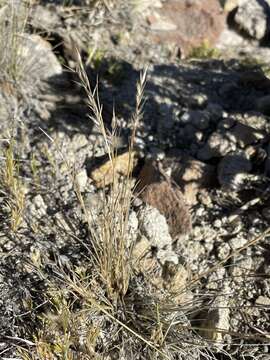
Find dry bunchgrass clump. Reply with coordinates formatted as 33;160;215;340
17;58;206;359
74;52;146;303
0;0;31;86
0;139;26;232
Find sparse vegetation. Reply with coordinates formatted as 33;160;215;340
1;0;270;359
0;139;26;232
75;54;144;302
14;59;217;360
86;47;106;69
0;0;31;85
188;40;221;60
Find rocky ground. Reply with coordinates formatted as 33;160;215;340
1;0;270;359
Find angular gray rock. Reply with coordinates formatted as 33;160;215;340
137;205;179;264
138;205;173;250
234;0;270;40
20;34;63;83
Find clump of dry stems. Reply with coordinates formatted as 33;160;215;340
75;52;146;303
0;139;25;232
0;0;31;85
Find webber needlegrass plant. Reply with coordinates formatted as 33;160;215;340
18;58;208;359
75;52;146;303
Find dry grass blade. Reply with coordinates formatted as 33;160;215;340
76;51;113;162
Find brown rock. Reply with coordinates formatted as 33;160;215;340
162;261;192;305
161;151;216;205
137;159;162;191
131;236;156;273
170;157;216;205
162;261;188;291
89;150;137;188
138;161;192;238
147;0;225;57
